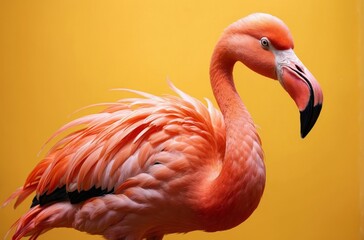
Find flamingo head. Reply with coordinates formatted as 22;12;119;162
222;13;323;138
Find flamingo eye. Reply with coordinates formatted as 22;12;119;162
260;37;270;49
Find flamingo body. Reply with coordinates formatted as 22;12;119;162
5;13;322;240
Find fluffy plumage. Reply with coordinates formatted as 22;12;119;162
5;84;228;240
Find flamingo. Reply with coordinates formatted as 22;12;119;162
4;13;323;240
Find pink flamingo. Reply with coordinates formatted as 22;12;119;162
5;13;323;240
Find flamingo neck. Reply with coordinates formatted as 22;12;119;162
199;42;266;231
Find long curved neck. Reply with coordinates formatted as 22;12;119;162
199;39;266;231
210;48;248;123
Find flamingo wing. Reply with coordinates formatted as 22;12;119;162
6;84;225;239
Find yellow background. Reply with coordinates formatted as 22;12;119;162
0;1;362;240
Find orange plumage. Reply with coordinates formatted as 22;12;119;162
5;13;322;240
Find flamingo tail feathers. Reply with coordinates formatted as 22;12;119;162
10;203;75;240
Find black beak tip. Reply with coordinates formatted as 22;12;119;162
300;103;322;138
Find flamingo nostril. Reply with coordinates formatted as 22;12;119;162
295;64;304;73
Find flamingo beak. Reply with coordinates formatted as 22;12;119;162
275;49;323;138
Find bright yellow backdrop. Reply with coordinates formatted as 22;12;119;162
0;1;362;240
